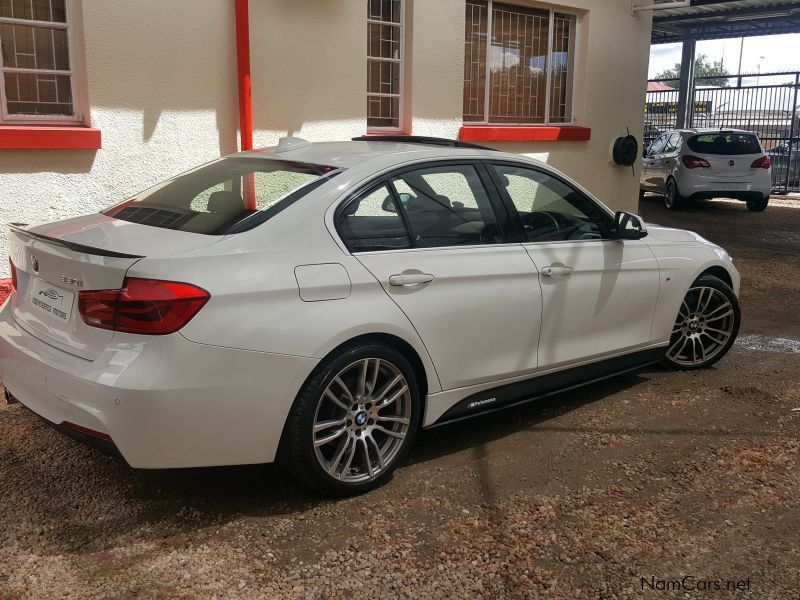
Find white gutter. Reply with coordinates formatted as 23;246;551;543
632;1;692;13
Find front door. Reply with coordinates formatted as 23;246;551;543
488;162;661;370
337;163;543;390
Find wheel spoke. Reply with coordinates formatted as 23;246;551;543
327;437;351;476
706;309;733;322
668;334;689;356
337;438;357;479
315;427;347;448
373;374;404;404
705;326;731;339
324;389;350;411
377;415;410;426
377;385;409;410
697;336;707;362
690;337;698;364
314;417;346;433
374;424;406;440
679;300;691;318
332;376;354;402
366;434;385;470
367;359;381;395
360;437;374;478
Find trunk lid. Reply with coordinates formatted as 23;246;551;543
7;214;223;359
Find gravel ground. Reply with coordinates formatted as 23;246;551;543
1;195;799;599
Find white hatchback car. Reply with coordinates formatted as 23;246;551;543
1;136;741;495
641;128;772;211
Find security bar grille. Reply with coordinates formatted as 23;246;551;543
0;0;78;121
463;0;576;125
367;0;404;130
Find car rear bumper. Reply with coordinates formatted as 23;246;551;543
677;170;772;199
0;299;319;469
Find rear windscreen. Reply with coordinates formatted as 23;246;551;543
687;133;762;156
102;158;340;234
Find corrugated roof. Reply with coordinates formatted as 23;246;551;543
651;0;800;44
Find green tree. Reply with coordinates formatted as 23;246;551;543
655;54;731;88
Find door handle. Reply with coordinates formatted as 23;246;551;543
388;272;435;286
541;265;573;277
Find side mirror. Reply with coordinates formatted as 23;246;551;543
381;195;398;213
614;211;647;240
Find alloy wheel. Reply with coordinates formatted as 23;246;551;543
312;358;412;483
664;181;676;209
666;286;736;367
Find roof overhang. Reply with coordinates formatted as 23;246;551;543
649;0;800;44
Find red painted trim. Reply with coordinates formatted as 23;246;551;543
62;421;113;442
0;126;101;149
235;0;255;209
459;125;591;143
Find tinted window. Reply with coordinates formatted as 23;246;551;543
491;164;613;242
647;135;668;155
687;133;762;155
103;158;338;235
339;185;411;252
664;133;682;153
390;165;502;247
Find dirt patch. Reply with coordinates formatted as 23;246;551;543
1;195;799;598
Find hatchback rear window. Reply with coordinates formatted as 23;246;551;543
103;158;340;234
687;133;762;155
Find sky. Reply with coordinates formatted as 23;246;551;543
649;33;800;81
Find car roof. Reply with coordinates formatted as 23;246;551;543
668;128;759;137
235;138;507;168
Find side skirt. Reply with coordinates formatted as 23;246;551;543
428;347;666;428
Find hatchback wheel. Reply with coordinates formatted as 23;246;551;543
280;342;420;495
746;196;769;212
664;178;682;210
664;275;740;370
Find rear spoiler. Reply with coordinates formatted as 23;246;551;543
8;224;144;259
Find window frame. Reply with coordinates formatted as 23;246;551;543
463;0;581;127
0;0;87;125
335;159;517;253
483;159;616;244
366;0;407;133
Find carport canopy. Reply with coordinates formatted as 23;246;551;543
649;0;800;44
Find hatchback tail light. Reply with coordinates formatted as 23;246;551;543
682;155;711;169
9;258;17;291
751;155;771;169
79;278;209;335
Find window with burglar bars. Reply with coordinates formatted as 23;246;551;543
367;0;404;130
464;0;577;125
0;0;81;123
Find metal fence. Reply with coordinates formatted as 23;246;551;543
645;71;800;194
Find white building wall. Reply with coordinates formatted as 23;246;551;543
0;0;652;277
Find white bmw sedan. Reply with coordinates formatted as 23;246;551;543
1;136;741;495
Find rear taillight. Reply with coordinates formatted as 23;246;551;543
79;278;209;335
682;155;711;169
9;258;17;291
751;155;771;169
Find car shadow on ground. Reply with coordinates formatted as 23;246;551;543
48;368;662;515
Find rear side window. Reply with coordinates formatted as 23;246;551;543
338;185;411;252
390;164;502;248
103;158;339;235
687;133;762;155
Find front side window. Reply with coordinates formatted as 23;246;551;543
464;1;577;125
647;135;668;156
491;164;612;242
367;0;405;130
103;158;338;235
0;0;82;123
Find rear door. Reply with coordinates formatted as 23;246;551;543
487;162;661;370
338;162;543;390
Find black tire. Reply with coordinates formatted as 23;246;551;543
279;341;421;496
746;195;769;212
664;178;683;210
639;187;646;201
663;274;740;371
